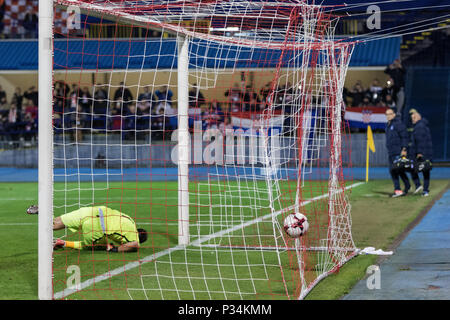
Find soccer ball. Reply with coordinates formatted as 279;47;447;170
283;212;309;238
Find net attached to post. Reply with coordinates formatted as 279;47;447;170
51;0;356;300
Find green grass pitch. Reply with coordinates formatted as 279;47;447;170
0;179;447;300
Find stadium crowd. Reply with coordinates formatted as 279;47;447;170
0;77;313;145
0;39;408;147
0;85;38;146
0;73;407;146
343;59;407;117
51;81;272;142
0;0;39;39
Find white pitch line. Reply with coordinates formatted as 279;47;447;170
0;222;37;226
53;181;364;299
2;197;179;201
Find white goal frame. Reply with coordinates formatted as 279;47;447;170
37;0;194;299
38;0;357;300
38;0;54;301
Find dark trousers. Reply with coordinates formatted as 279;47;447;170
389;156;411;191
411;170;430;192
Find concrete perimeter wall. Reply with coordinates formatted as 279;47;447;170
0;133;389;168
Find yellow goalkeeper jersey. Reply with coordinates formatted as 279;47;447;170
60;206;139;247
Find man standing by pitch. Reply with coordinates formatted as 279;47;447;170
385;108;411;197
409;109;433;197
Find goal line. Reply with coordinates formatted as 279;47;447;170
53;181;364;300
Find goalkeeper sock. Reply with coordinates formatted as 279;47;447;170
65;241;82;250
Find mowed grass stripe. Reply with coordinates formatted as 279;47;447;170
53;181;363;300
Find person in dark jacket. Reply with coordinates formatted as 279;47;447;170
409;109;433;197
385;108;411;197
384;59;406;118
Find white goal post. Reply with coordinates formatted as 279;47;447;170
38;0;54;301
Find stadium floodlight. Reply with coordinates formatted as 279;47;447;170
39;0;357;300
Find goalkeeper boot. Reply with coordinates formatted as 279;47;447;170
26;205;39;215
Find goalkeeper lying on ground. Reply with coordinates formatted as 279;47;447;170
27;205;147;252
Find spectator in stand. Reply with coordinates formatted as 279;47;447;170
342;87;350;107
368;79;383;104
137;85;155;114
24;99;38;120
92;84;109;130
154;85;173;106
383;94;396;109
245;92;262;112
189;83;206;108
381;78;397;112
151;108;167;139
78;87;92;112
11;87;23;113
154;99;175;117
6;103;19;140
153;90;176;134
260;82;272;107
0;1;5;37
23;86;38;107
93;84;108;109
8;102;18;122
219;115;233;135
385;59;406;119
203;100;224;130
72;107;84;142
22;7;38;38
136;91;151;131
359;95;372;107
225;83;243;112
54;81;70;113
113;82;133;109
123;103;139;140
22;111;37;142
242;85;261;112
283;82;295;114
65;84;80;128
0;113;5;135
7;16;20;39
0;85;7;108
348;81;366;107
110;99;124;130
78;87;91;127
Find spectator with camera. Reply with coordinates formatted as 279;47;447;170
368;78;383;104
408;109;433;197
384;59;406;118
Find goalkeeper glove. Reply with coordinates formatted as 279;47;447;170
53;238;65;250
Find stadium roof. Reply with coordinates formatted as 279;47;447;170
0;36;400;71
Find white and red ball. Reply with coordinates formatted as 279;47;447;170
283;212;309;238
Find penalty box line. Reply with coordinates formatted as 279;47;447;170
53;181;364;299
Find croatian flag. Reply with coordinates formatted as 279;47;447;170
231;111;284;135
344;107;387;130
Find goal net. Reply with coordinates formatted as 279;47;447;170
46;0;356;300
